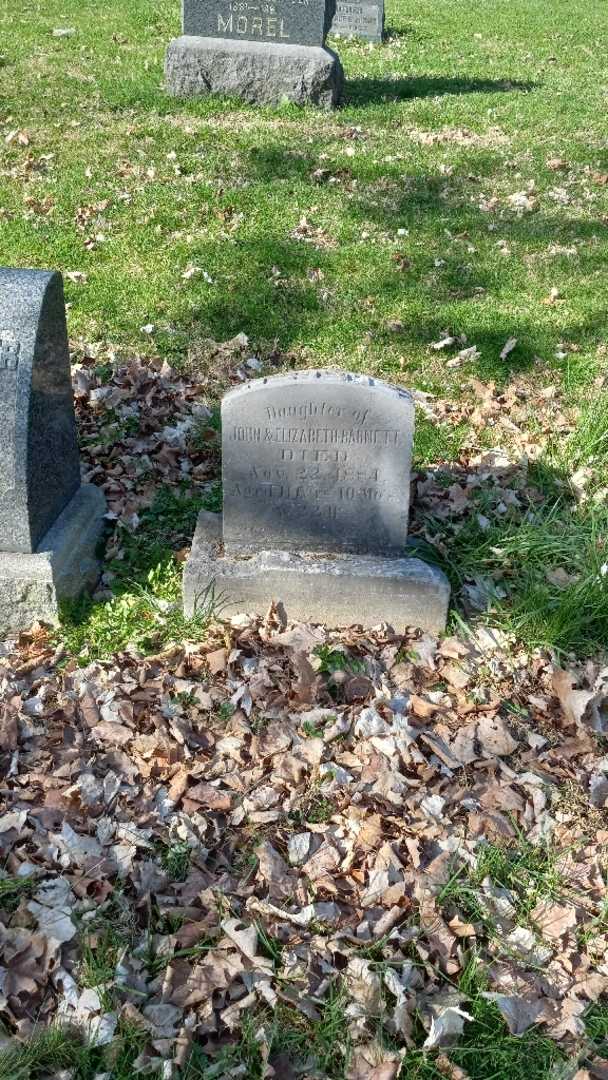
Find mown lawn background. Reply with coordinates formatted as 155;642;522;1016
1;0;607;387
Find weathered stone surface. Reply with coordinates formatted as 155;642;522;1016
166;36;344;108
183;369;450;631
331;0;384;42
184;0;336;48
183;512;450;632
0;269;80;554
222;371;414;556
0;484;106;636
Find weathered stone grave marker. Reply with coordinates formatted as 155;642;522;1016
331;0;384;43
184;370;450;630
166;0;344;108
0;268;106;634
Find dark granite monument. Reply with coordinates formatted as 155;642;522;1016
0;270;81;555
0;268;106;635
331;0;384;42
166;0;344;108
184;371;450;631
183;0;333;46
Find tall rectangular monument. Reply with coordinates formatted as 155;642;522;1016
0;269;106;635
184;371;450;631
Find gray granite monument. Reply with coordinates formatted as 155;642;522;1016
184;371;450;631
0;268;106;635
166;0;344;108
331;0;384;43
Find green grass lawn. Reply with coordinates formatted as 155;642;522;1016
1;0;607;383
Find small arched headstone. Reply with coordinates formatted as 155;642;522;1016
0;268;106;634
184;370;450;631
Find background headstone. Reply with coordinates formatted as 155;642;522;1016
331;0;384;42
184;371;450;632
222;371;413;556
166;0;344;108
0;268;106;634
0;269;80;554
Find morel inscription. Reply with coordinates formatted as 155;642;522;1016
183;0;334;46
222;371;414;556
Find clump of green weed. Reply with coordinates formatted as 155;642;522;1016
472;837;566;923
200;480;222;513
59;487;226;661
440;496;608;656
401;959;565;1080
448;995;565;1080
215;700;235;722
79;927;127;1010
302;718;326;737
560;390;608;494
585;1001;608;1057
289;782;334;826
193;987;352;1078
161;840;192;882
0;1017;149;1080
0;875;35;914
413;414;467;467
60;560;217;660
313;645;365;675
255;922;283;970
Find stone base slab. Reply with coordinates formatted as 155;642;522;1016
183;510;450;632
165;36;344;108
0;484;106;637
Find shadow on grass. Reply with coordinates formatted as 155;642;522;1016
345;75;538;106
138;116;608;386
167;144;607;385
381;24;418;40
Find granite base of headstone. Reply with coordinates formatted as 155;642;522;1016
183;371;450;632
0;268;106;636
166;0;344;108
330;0;384;43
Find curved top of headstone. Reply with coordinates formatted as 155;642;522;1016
221;368;414;556
0;268;81;554
224;368;414;405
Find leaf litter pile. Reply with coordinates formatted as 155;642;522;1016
1;348;608;1080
